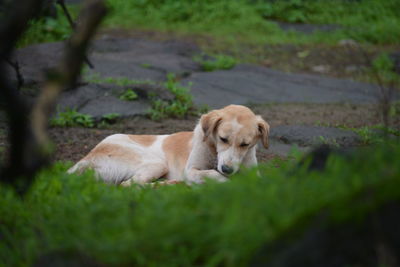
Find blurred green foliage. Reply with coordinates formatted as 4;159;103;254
148;73;194;120
119;89;139;101
16;0;400;47
51;108;95;128
18;5;78;47
1;143;400;266
371;53;400;87
104;0;400;45
194;54;237;72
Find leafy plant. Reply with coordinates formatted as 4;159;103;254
1;143;400;266
102;113;120;122
148;73;194;120
103;0;400;46
194;54;237;72
84;72;154;86
140;63;152;68
371;53;400;87
341;125;400;145
18;5;78;47
51;108;94;128
119;89;138;101
317;135;339;148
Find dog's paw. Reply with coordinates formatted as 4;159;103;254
203;170;228;183
120;179;133;187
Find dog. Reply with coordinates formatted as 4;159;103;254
68;105;270;185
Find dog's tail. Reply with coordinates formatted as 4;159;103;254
67;160;90;175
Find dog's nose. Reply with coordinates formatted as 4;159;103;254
221;165;234;175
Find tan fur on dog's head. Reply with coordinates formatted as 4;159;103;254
200;105;270;175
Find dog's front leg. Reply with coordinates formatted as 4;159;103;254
242;146;258;168
185;168;228;184
243;146;261;177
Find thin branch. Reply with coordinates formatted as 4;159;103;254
0;0;45;194
57;0;94;69
0;0;107;195
31;0;107;148
3;56;24;89
357;44;395;132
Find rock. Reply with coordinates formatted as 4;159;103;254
276;22;341;35
270;125;361;147
338;39;358;47
252;199;400;267
14;42;65;86
345;65;359;73
78;96;150;120
389;51;400;74
56;82;176;119
14;38;202;86
311;65;330;74
258;139;309;158
182;64;380;108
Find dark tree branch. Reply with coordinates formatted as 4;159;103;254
0;0;45;194
57;0;94;69
31;0;107;147
357;44;395;134
4;56;24;89
0;0;107;195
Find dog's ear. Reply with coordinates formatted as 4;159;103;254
200;110;222;141
256;115;270;149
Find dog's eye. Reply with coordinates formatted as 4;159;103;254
220;137;228;143
240;143;249;147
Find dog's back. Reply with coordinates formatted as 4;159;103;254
68;132;193;184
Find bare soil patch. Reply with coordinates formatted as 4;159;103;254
45;102;398;163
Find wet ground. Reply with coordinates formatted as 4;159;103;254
1;30;399;164
47;102;392;163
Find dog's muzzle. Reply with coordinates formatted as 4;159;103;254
221;164;234;175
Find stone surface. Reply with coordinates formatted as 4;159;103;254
183;64;380;108
12;38;392;154
78;96;150;119
14;38;201;86
276;22;341;35
270;125;361;147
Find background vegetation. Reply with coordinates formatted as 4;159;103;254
1;143;399;266
18;0;400;48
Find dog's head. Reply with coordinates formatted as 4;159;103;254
200;105;269;175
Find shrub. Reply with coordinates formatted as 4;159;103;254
1;143;400;266
148;73;194;120
119;89;138;101
51;108;94;128
194;54;237;72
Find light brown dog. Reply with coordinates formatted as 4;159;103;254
68;105;270;185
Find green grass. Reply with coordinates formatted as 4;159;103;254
148;73;194;120
119;89;138;101
18;5;78;47
194;54;237;72
369;53;400;87
103;0;400;45
17;0;400;48
51;108;95;128
84;71;155;86
1;143;399;266
101;113;120;123
84;71;195;120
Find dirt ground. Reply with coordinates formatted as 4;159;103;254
1;30;399;165
0;100;398;165
43;102;394;164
